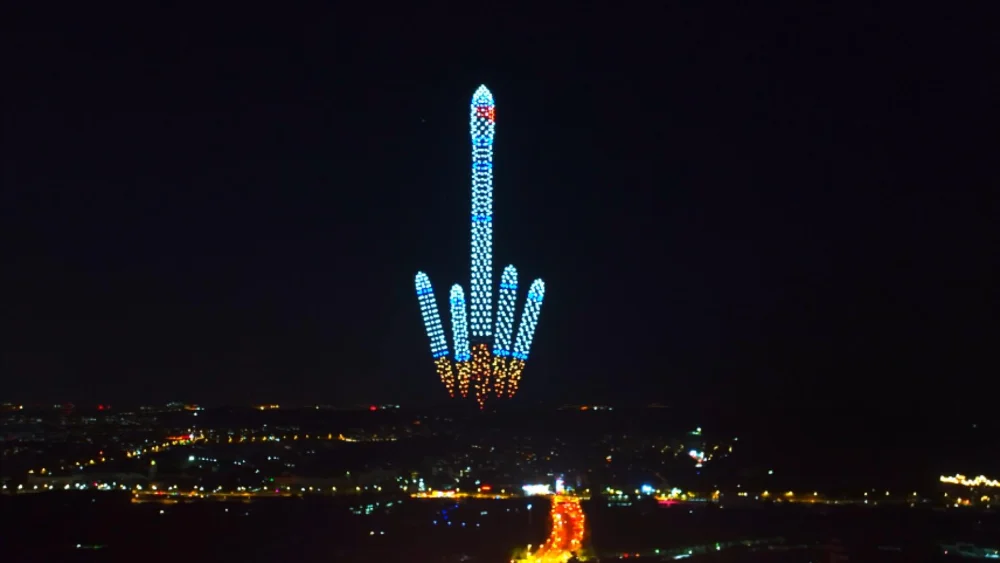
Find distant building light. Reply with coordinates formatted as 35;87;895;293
521;484;552;496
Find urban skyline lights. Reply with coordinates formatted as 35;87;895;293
413;85;547;407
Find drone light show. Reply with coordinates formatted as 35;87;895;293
449;284;472;398
415;272;455;397
413;85;547;408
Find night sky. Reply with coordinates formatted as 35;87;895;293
2;6;994;409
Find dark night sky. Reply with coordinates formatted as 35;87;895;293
1;5;995;409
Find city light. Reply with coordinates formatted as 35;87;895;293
689;450;706;464
522;484;553;496
410;489;514;500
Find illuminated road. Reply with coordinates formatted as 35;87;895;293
131;490;294;503
517;495;588;563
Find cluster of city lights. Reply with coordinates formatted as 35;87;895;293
413;85;547;407
410;489;514;500
940;474;1000;488
21;434;200;480
611;538;788;561
222;431;397;444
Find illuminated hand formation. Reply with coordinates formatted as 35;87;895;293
414;85;546;408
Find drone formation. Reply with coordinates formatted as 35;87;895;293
415;85;546;408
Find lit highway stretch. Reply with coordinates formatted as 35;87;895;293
516;495;588;563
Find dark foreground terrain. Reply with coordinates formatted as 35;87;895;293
1;493;997;562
